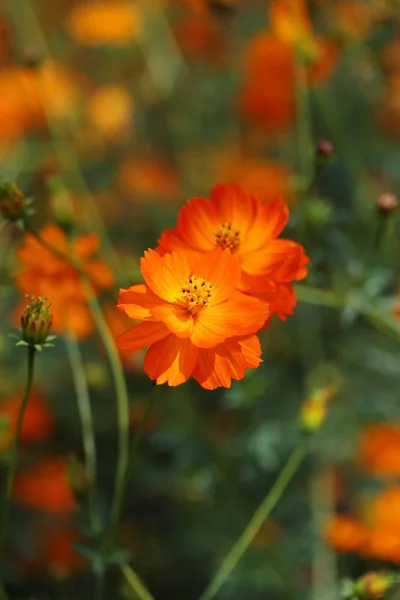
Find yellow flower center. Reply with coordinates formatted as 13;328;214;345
181;276;213;315
214;222;241;251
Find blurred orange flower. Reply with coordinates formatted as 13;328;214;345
66;1;142;46
323;515;368;553
157;184;309;309
118;157;180;203
358;423;400;478
0;390;54;452
88;85;134;138
15;225;113;339
104;304;142;369
12;457;77;513
117;247;269;389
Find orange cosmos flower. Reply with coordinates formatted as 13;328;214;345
157;184;309;320
358;423;400;479
15;225;113;339
323;515;368;553
0;390;54;452
117;247;269;389
12;456;77;513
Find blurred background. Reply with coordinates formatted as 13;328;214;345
1;0;400;599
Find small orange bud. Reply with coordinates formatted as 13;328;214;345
355;572;393;599
0;182;26;222
377;192;398;215
20;296;53;348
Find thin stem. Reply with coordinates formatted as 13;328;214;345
294;46;313;187
0;346;36;559
198;439;308;600
79;278;130;550
121;565;156;600
65;333;101;535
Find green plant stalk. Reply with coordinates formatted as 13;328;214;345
79;278;130;549
198;439;308;600
0;346;36;561
65;333;101;535
294;46;314;188
121;565;157;600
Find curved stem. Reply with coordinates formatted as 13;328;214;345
0;346;36;559
65;333;101;535
121;565;156;600
198;439;308;600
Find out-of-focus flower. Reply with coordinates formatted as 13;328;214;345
300;385;337;433
15;225;113;340
12;456;77;513
117;247;269;389
88;85;134;138
354;572;395;600
118;157;180;203
358;423;400;478
157;184;309;323
66;1;142;47
323;515;368;553
0;390;54;452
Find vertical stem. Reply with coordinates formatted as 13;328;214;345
65;333;101;535
79;278;130;549
198;439;308;600
0;346;36;560
294;47;313;187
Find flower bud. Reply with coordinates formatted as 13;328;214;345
316;139;334;162
355;572;393;599
20;297;53;346
300;385;336;433
377;192;398;215
0;182;26;222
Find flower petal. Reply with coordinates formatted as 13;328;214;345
117;321;169;351
193;247;242;305
191;293;269;348
156;228;188;255
118;284;161;320
210;184;259;237
73;234;99;259
240;196;289;254
193;339;246;390
140;249;181;302
236;335;262;368
144;335;198;386
177;197;219;251
150;304;194;338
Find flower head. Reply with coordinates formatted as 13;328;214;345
157;184;309;322
20;296;53;349
0;182;30;225
117;247;269;389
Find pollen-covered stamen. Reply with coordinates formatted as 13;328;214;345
181;275;213;315
214;222;241;251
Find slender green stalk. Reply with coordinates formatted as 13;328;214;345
198;439;308;600
65;333;101;535
79;278;130;549
0;346;36;560
293;46;314;188
121;565;156;600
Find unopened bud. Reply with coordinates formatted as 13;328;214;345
300;385;336;433
316;140;334;161
355;572;393;599
377;192;398;215
0;182;26;222
20;296;53;347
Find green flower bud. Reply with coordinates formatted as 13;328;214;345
20;297;53;347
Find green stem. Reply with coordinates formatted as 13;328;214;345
0;346;36;560
294;47;313;187
65;333;101;535
79;278;130;550
198;439;308;600
121;565;156;600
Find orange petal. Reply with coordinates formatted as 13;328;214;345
193;247;242;305
117;321;169;351
85;260;114;289
210;183;260;237
240;240;310;284
144;335;198;386
177;197;219;251
193;339;246;390
237;335;263;368
157;228;188;255
192;293;269;348
73;234;99;259
240;197;289;254
140;249;182;302
150;304;194;338
118;284;160;320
